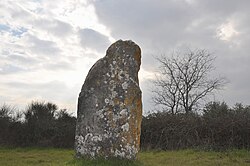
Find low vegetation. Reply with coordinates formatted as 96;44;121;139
0;101;250;165
0;148;250;166
141;102;250;150
0;101;76;148
1;101;250;151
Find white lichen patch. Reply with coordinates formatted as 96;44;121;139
120;109;128;116
114;149;125;158
112;143;138;159
111;90;118;98
75;135;84;143
91;135;102;142
105;98;109;104
75;133;105;158
96;109;104;118
85;133;93;140
125;144;138;157
118;72;124;80
113;114;120;122
103;133;109;138
75;135;89;155
122;82;128;90
109;80;115;85
121;137;127;142
121;122;129;132
109;100;114;106
124;73;129;79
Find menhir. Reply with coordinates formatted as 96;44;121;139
75;40;142;160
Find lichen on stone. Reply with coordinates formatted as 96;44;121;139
75;40;142;160
121;122;129;132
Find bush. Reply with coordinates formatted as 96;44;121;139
1;101;250;151
140;102;250;150
0;101;76;148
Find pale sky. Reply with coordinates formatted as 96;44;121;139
1;0;250;114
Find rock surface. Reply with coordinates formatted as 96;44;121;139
75;40;142;159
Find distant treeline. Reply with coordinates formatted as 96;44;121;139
0;101;76;148
141;102;250;150
1;101;250;150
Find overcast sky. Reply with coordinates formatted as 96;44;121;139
1;0;250;114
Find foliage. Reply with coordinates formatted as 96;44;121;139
53;109;76;148
141;112;202;150
23;101;58;146
0;101;76;148
0;104;19;145
203;102;250;149
1;101;250;151
141;102;250;150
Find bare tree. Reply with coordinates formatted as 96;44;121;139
152;49;226;114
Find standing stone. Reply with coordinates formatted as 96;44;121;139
75;40;142;160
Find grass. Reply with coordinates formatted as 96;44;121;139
0;147;250;166
139;150;250;166
0;147;73;166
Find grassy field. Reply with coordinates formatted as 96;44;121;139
0;147;250;166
